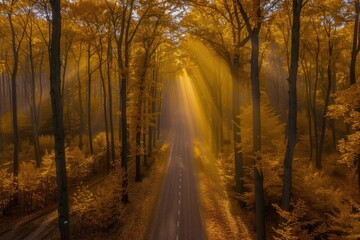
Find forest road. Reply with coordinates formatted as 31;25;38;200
150;119;205;240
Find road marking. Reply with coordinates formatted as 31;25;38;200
179;185;181;189
178;199;181;204
180;178;181;182
179;191;181;196
178;209;180;215
176;234;178;240
177;220;179;227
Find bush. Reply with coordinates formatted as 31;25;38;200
93;132;107;154
17;160;57;212
0;169;14;215
238;103;285;207
71;169;123;238
0;147;95;215
66;147;95;181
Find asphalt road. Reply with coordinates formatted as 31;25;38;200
150;119;205;240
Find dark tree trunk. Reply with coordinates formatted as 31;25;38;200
107;34;116;165
250;31;265;240
236;1;265;237
8;13;20;192
316;28;333;169
135;52;149;181
76;52;83;150
87;43;94;155
350;1;360;194
350;1;360;86
37;51;44;131
29;38;41;167
232;59;244;194
120;69;128;202
148;80;155;158
330;66;337;151
301;60;313;161
61;44;71;138
281;0;303;212
313;35;320;166
0;71;3;152
49;0;71;238
98;43;111;173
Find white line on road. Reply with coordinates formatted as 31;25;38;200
177;220;179;227
178;199;181;204
179;191;181;196
178;209;180;215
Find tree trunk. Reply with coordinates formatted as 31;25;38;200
29;39;41;167
350;1;360;194
135;53;148;181
65;81;70;136
0;71;3;152
313;35;320;167
8;13;20;192
301;60;313;161
251;31;265;240
330;65;337;151
49;0;71;238
76;54;83;150
232;58;244;194
98;43;111;173
36;50;44;131
350;1;360;85
120;69;128;202
107;34;116;165
281;0;303;212
87;43;94;155
316;40;333;169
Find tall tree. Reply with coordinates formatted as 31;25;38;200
106;0;150;203
87;42;94;155
281;0;305;212
4;0;27;187
106;30;116;165
95;32;111;173
49;0;70;237
25;14;41;167
236;0;266;238
350;0;360;85
350;0;360;194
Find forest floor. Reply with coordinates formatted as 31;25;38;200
193;140;253;240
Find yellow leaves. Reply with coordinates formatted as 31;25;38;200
328;84;360;130
273;199;312;240
0;60;6;73
337;132;360;167
71;169;123;237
